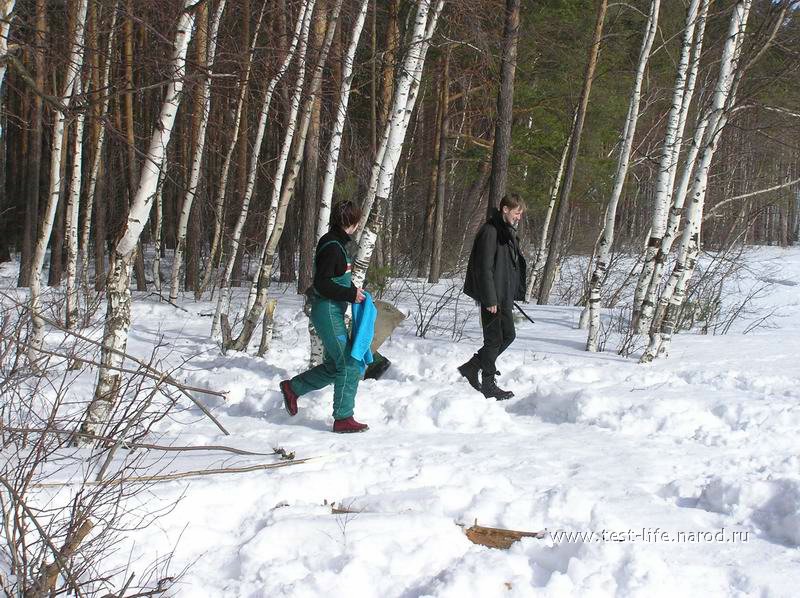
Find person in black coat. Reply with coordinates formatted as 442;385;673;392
459;194;527;400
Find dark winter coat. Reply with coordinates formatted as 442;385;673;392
463;208;527;307
312;226;358;303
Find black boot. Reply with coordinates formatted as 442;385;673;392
481;375;514;401
364;353;391;380
457;354;482;392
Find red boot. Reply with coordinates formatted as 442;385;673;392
280;380;298;416
332;416;369;433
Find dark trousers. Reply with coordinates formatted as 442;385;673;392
477;304;516;377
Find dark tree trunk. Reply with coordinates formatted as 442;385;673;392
537;0;608;305
487;0;521;216
19;0;47;287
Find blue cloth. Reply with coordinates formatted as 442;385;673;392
350;291;376;372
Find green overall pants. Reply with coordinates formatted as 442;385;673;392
290;241;362;420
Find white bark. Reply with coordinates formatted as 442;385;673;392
170;0;226;302
0;0;16;92
638;0;713;333
198;0;268;300
352;0;444;288
316;0;370;241
212;0;313;339
355;0;443;244
230;0;345;352
585;0;660;352
794;189;800;245
81;1;197;442
65;72;86;329
81;3;118;294
642;0;752;363
308;0;369;366
632;0;708;330
28;0;88;362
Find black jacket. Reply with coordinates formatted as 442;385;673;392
313;226;358;303
463;209;527;307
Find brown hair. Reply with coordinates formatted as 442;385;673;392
499;193;525;211
330;200;363;229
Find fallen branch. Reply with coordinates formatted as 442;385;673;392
31;457;322;488
1;292;230;435
462;521;546;549
0;426;285;457
326;503;546;549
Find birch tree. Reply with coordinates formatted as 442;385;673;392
28;0;89;361
79;1;197;442
353;0;445;289
641;0;753;362
170;0;226;302
0;0;16;93
306;0;370;366
585;0;660;351
635;0;711;335
211;0;314;339
225;0;346;352
64;69;86;329
632;0;708;332
197;0;268;300
80;2;118;294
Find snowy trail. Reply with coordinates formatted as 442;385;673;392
3;247;799;596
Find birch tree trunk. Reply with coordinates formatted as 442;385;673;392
65;71;87;329
632;0;708;332
309;0;369;366
641;0;752;363
487;0;520;214
80;2;197;442
355;0;444;245
170;0;226;302
353;0;445;289
241;0;319;316
197;0;268;300
81;2;118;295
226;0;346;352
28;0;89;361
0;0;16;91
585;0;660;351
211;0;313;339
537;0;607;305
635;2;711;335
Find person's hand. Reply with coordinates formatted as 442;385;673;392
355;288;366;303
485;305;497;314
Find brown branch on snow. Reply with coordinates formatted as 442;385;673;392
31;457;321;488
462;522;546;549
0;425;286;458
326;503;546;549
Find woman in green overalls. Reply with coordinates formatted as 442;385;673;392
279;201;369;433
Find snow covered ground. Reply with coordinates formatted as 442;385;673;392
2;246;800;597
